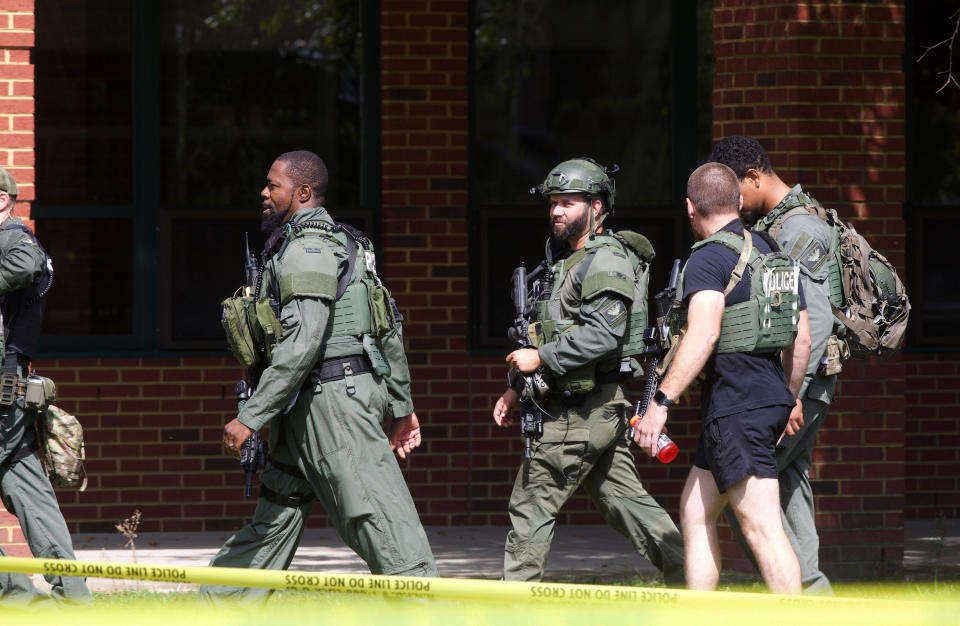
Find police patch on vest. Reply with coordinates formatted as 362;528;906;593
799;239;828;274
599;297;628;327
762;265;800;297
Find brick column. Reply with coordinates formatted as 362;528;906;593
0;0;33;557
713;1;905;577
380;0;481;523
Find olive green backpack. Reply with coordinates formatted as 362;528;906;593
759;193;910;358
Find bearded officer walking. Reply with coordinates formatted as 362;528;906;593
201;151;436;603
493;158;684;585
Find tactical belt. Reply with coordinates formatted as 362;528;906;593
268;456;306;480
259;484;315;508
596;369;628;386
311;354;372;383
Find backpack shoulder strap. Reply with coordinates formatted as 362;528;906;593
692;230;753;295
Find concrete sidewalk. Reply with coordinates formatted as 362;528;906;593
23;520;960;593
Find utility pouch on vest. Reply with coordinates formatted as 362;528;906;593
369;284;397;338
555;362;597;395
362;334;391;376
221;293;259;368
255;298;283;359
817;334;846;376
25;375;55;412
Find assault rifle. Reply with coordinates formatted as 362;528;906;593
629;259;682;462
507;262;551;460
236;233;268;497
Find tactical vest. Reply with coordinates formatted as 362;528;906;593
670;229;800;355
222;220;398;374
754;191;910;358
528;230;654;394
0;221;53;361
754;192;844;308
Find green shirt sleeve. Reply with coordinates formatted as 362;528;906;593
776;213;838;400
237;240;339;432
381;324;415;418
0;228;44;294
237;295;330;431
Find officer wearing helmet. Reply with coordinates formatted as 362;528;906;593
492;158;685;584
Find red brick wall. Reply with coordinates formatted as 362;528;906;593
9;0;940;584
905;353;960;519
0;0;33;557
713;0;906;577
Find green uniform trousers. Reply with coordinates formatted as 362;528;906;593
0;444;91;604
200;371;436;604
503;383;685;584
724;397;833;594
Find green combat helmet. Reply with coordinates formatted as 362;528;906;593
531;157;619;236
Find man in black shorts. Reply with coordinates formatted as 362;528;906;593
634;162;809;593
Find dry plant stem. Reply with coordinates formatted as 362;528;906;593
115;508;143;591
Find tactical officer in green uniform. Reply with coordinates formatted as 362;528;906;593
200;151;436;603
493;158;684;584
710;136;837;594
0;167;91;604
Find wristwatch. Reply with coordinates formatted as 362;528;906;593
653;389;676;408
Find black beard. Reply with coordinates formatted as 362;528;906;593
260;208;284;234
551;211;589;241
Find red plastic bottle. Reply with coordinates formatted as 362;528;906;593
630;405;679;464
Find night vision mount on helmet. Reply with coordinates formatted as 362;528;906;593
530;157;619;208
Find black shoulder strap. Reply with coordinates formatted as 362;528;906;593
335;226;360;299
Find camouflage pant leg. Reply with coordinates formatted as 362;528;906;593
0;543;49;606
0;450;91;603
503;443;582;581
504;383;679;582
198;465;315;605
582;435;685;586
776;397;833;594
275;372;436;577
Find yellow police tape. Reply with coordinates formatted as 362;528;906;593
0;555;957;626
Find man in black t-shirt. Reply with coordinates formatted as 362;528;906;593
634;163;810;594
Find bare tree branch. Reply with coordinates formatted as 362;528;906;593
918;8;960;94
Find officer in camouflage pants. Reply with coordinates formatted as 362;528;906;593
0;166;91;604
201;151;436;604
493;159;684;585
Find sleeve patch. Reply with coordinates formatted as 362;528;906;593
798;239;829;274
600;297;628;327
278;271;338;304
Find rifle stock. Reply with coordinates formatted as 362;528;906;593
236;233;268;495
508;262;548;460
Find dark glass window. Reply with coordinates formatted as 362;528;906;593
156;1;374;348
470;0;713;350
34;1;377;353
157;1;365;210
36;218;133;335
35;1;133;205
907;0;960;347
